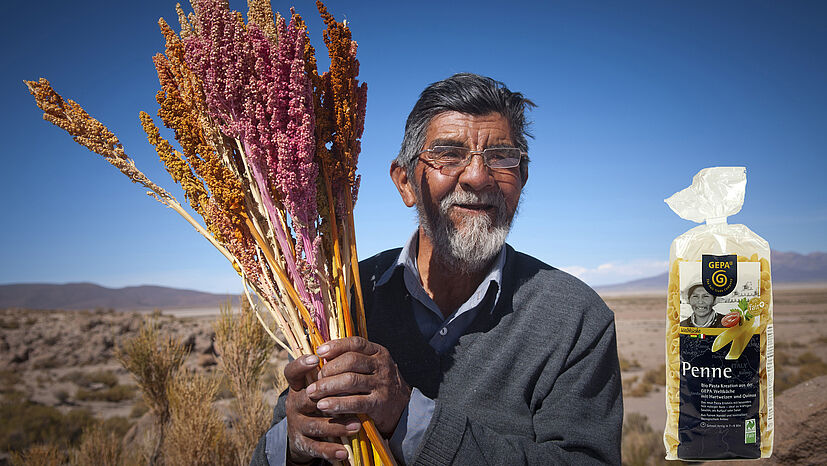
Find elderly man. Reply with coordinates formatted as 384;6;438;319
252;74;623;465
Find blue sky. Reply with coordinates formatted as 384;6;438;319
1;0;825;293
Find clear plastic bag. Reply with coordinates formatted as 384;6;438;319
663;167;774;460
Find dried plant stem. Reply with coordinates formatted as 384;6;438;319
358;415;395;466
340;224;354;328
242;282;295;357
358;430;372;466
248;275;308;357
166;197;235;265
234;139;279;244
252;308;292;355
245;217;324;350
349;436;362;466
220;224;289;350
344;194;368;338
321;162;354;338
253;244;313;356
314;244;340;341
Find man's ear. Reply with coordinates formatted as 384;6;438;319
390;161;417;208
520;163;529;187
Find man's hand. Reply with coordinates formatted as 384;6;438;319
307;337;412;437
284;354;359;464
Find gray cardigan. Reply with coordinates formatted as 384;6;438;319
251;245;623;465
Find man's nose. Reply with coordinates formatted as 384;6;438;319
458;153;495;191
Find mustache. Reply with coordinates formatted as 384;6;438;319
439;190;506;212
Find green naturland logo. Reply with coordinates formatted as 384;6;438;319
745;418;757;444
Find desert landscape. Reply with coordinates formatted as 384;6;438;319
1;285;826;465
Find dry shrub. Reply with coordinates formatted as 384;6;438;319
75;384;136;402
642;364;666;386
0;317;20;329
0;369;22;393
0;399;94;453
799;359;827;380
775;350;792;365
627;380;654;398
60;369;119;388
100;416;134;439
797;351;822;365
260;361;288;392
130;398;149;419
164;370;233;466
213;302;275;465
55;389;70;404
622;375;638;393
621;413;667;466
776;352;827;393
116;319;188;465
71;423;121;466
9;443;66;466
271;364;288;394
619;355;641;371
775;367;798;393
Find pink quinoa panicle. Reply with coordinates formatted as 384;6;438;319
184;0;253;140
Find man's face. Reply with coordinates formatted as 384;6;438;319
689;287;715;319
397;111;526;272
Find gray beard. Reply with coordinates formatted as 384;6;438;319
415;188;515;274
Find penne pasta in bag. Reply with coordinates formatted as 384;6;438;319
663;167;774;460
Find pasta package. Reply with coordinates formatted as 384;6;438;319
663;167;774;460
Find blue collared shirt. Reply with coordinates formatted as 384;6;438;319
266;232;506;465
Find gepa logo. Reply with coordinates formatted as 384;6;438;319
702;254;737;296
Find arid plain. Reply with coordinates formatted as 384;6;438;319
1;286;825;464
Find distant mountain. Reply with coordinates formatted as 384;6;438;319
3;250;824;307
595;250;827;294
771;251;827;283
0;283;240;311
595;273;668;294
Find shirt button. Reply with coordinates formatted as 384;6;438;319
439;327;448;336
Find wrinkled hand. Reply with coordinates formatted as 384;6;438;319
308;337;412;437
284;354;359;464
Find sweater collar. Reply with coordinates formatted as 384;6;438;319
375;231;506;315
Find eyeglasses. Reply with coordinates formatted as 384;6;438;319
418;146;527;176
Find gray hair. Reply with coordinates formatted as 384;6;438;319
395;73;536;177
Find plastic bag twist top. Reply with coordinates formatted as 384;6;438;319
665;166;746;224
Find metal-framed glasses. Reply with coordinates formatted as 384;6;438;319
418;146;527;176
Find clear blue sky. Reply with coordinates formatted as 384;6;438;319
2;0;825;293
